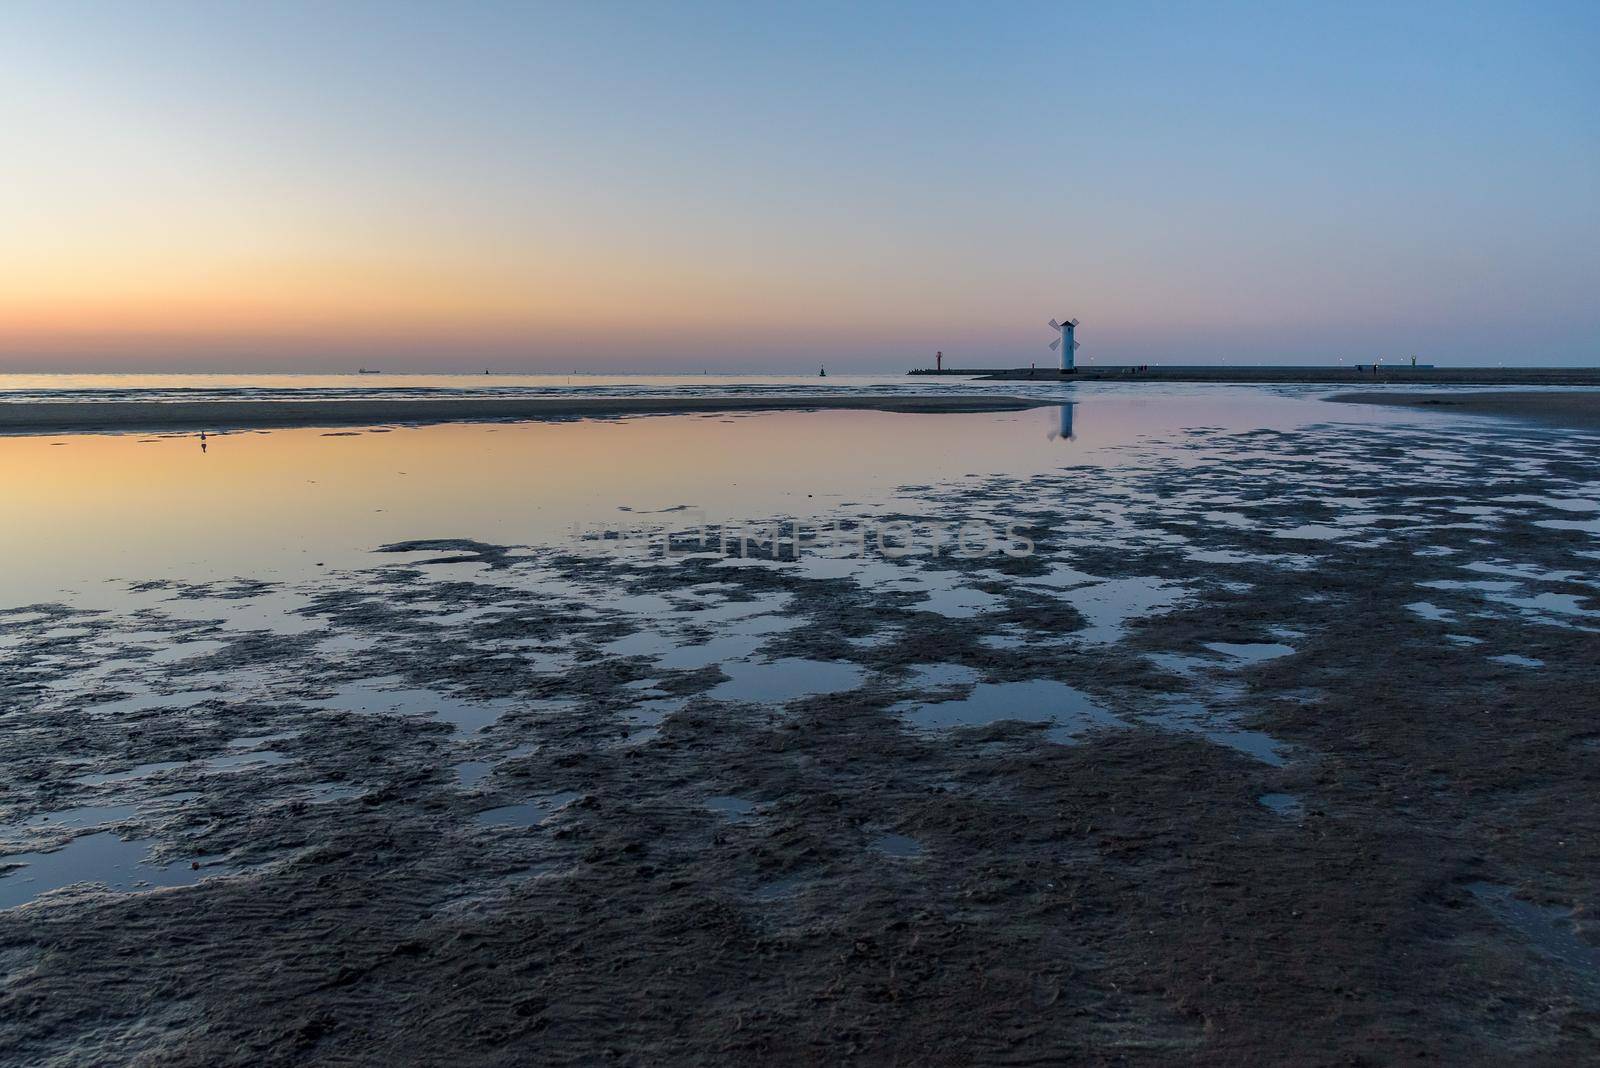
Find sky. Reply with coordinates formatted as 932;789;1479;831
1;0;1596;371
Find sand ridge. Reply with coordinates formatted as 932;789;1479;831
1329;389;1600;430
0;393;1052;434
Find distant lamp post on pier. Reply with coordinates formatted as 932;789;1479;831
1048;317;1080;372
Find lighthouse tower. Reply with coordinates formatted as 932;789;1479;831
1048;318;1080;371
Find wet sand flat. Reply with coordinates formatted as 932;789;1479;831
3;400;1599;1064
1330;389;1600;429
0;393;1048;433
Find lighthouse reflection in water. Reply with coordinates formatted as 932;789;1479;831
1047;403;1077;442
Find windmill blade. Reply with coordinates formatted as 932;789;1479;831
1048;338;1061;351
1048;319;1061;330
1067;318;1079;327
1073;340;1081;350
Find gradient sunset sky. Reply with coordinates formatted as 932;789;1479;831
3;1;1596;371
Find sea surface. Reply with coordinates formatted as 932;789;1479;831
0;379;1443;607
1;371;1591;405
0;372;1037;404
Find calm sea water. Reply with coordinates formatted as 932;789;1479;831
0;372;1024;404
0;383;1446;607
3;372;1587;406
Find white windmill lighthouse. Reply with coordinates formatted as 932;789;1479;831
1048;317;1080;371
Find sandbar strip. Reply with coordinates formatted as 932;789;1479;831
1327;390;1600;430
0;393;1051;434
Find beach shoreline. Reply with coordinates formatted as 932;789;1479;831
1328;389;1600;430
0;393;1050;434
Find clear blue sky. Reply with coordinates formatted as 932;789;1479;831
2;0;1596;369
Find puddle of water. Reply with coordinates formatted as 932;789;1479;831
1418;579;1520;593
427;604;515;627
1148;698;1288;766
202;749;290;774
1272;524;1349;541
73;761;188;786
15;803;139;832
1200;510;1255;529
1467;882;1600;982
708;658;866;703
72;748;290;787
896;679;1120;742
146;640;229;665
0;832;206;910
916;585;1005;619
226;728;298;747
496;741;541;761
749;874;808;902
1;611;52;627
653;633;767;671
1021;564;1098;590
627;696;685;725
602;630;670;657
84;690;221;717
1058;578;1187;645
1462;561;1586;584
704;795;756;818
619;696;687;745
1203;642;1295;664
845;628;899;649
475;790;581;829
977;630;1029;650
671;593;793;625
1535;518;1600;535
321;679;514;733
506;646;580;673
1258;793;1304;818
1492;591;1599;619
905;663;983;690
316;633;381;655
870;833;923;858
1186;548;1312;569
454;761;494;789
1494;495;1600;513
605;592;675;615
1145;652;1211;676
150;591;322;635
603;609;803;671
